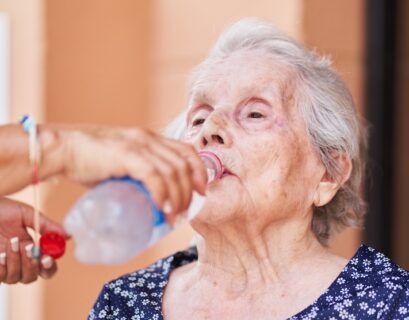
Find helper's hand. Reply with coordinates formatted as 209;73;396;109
56;126;207;216
0;197;70;284
0;123;207;217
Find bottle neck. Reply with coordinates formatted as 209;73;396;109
199;151;224;183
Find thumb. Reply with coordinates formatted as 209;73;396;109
39;214;71;240
20;203;70;239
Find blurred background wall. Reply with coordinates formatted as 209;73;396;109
0;0;407;319
0;0;45;319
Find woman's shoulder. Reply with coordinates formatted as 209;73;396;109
336;244;409;317
105;246;197;291
291;245;409;320
340;244;409;295
345;244;409;283
88;247;198;320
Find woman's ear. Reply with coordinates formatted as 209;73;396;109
314;153;352;207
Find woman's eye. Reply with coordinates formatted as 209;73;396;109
192;118;205;126
248;112;264;119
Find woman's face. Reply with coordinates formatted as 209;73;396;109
185;50;325;226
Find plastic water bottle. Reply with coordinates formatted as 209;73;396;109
64;151;223;265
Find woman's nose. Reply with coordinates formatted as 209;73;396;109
198;112;232;148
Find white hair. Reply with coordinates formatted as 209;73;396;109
166;18;367;244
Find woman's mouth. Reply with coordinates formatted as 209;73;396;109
222;168;235;178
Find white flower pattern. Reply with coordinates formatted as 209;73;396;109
89;245;409;319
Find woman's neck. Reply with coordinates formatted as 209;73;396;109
190;217;331;297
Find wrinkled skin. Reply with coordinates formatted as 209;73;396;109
185;50;325;230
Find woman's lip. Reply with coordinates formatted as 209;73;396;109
222;169;235;177
221;172;236;180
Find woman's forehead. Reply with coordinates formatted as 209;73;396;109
208;50;290;80
189;50;294;103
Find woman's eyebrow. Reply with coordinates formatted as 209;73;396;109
186;104;204;124
187;90;211;118
190;90;210;104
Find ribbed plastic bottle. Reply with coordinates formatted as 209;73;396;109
63;151;223;265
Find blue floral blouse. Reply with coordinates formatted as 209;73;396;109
89;245;409;319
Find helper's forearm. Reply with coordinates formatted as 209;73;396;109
0;124;65;195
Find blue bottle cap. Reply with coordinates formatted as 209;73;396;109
107;177;166;226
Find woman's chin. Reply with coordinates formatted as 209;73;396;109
188;200;240;226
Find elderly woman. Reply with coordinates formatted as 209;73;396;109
89;18;409;319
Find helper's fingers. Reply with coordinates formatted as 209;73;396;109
5;237;22;284
20;204;70;239
19;241;39;284
0;243;6;282
139;148;184;215
161;139;207;195
123;153;169;210
39;255;57;279
147;141;194;213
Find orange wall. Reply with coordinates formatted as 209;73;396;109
0;0;44;122
45;0;152;126
0;0;45;319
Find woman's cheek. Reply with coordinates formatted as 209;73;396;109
184;127;200;142
241;115;285;134
241;118;269;131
